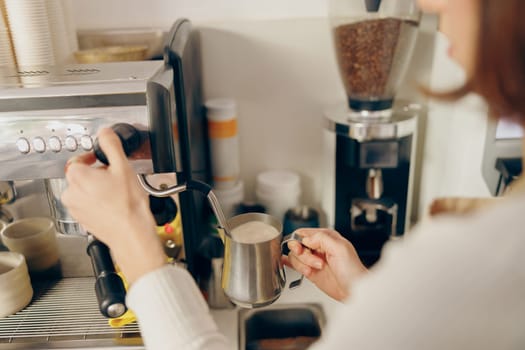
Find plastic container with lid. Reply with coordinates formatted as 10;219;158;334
255;170;301;221
205;98;241;190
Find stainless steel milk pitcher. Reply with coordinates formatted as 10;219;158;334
221;213;304;308
137;177;305;308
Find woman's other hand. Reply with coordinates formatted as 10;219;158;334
61;128;165;285
429;197;500;217
282;228;367;302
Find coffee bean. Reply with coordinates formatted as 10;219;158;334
333;18;418;110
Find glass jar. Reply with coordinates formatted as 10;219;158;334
328;0;421;112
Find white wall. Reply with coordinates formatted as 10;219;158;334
417;33;491;219
72;0;328;29
70;1;493;222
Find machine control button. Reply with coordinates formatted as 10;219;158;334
80;135;93;151
16;138;30;154
32;137;46;153
48;136;62;152
65;136;78;152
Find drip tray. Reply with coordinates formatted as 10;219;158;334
0;277;143;349
238;303;326;350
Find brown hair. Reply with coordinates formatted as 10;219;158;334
427;0;525;120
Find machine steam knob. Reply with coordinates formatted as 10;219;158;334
94;123;142;165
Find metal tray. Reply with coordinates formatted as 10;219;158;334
238;303;326;350
0;277;143;349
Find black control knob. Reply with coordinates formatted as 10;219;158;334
94;123;143;165
149;195;178;226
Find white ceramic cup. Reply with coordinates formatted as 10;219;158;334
0;251;33;318
1;217;60;273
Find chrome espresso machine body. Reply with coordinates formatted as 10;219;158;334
0;18;210;314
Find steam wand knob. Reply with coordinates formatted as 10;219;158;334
94;123;143;166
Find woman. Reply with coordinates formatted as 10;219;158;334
62;0;525;348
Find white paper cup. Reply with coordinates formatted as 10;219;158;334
1;217;60;273
0;252;33;318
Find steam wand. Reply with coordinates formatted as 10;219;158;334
136;175;232;238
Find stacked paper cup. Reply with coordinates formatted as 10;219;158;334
0;1;16;70
46;0;74;64
4;0;55;67
206;98;244;219
61;0;78;54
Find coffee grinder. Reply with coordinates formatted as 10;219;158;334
322;0;422;266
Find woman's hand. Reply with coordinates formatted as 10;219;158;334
429;197;500;217
282;228;367;302
61;128;165;285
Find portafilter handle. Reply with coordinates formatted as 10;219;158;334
86;237;127;318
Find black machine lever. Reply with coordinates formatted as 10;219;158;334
86;239;127;318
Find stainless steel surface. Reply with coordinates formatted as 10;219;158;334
0;277;142;349
0;61;174;181
222;213;285;308
281;232;305;290
107;304;127;320
366;168;383;199
56;234;93;278
206;257;235;309
45;178;86;236
0;105;153;181
238;303;325;350
324;102;420;142
0;61;162;92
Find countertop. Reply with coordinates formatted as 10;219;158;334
0;265;338;350
210;267;340;350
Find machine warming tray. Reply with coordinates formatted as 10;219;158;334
0;277;143;349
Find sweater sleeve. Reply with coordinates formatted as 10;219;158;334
126;264;230;350
310;205;525;350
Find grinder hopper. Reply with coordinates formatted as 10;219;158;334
329;0;421;112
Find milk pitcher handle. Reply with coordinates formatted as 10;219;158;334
281;231;306;290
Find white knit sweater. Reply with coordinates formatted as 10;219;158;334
127;192;525;349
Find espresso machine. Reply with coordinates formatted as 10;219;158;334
322;0;422;266
0;18;211;320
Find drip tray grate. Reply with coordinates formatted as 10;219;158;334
0;277;142;349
